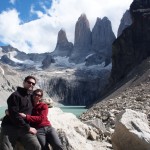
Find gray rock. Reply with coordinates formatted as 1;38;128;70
84;118;107;133
38;68;110;105
48;107;111;150
117;10;132;37
85;17;115;66
0;55;17;66
42;54;55;69
92;17;115;55
111;0;150;84
112;109;150;150
52;29;73;57
0;63;23;106
69;14;92;63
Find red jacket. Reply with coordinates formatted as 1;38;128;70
26;102;51;128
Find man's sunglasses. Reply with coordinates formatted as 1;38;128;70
26;81;35;86
34;93;42;97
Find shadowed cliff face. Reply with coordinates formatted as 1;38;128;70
111;0;150;83
38;68;111;106
117;10;132;37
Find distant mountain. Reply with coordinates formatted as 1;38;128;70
69;14;92;63
85;17;115;66
51;29;73;57
117;10;132;37
0;45;48;70
68;14;116;65
0;11;125;106
0;13;116;69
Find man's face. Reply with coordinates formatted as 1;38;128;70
23;78;36;91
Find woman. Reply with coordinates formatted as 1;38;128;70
19;89;63;150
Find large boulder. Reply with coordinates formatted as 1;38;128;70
48;107;110;150
112;109;150;150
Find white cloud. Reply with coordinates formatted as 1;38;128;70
30;5;44;18
48;0;133;41
9;0;16;5
0;0;133;53
0;9;60;53
0;9;21;43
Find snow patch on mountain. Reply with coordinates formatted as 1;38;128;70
86;53;94;59
46;56;112;73
53;56;77;68
8;51;22;63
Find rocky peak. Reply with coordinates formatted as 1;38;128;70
77;13;89;26
85;17;115;66
117;10;132;37
57;29;68;45
69;14;92;63
74;13;91;47
51;29;73;57
1;45;18;53
92;17;115;53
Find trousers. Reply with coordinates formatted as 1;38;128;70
37;126;63;150
0;125;41;150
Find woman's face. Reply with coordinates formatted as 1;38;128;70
33;92;42;103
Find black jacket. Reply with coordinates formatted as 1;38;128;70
2;87;33;131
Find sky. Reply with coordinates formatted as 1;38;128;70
0;0;133;54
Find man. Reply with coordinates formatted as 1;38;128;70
0;75;41;150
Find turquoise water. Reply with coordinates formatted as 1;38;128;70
0;106;87;118
59;106;87;117
0;106;7;118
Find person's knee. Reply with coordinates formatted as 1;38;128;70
36;144;41;150
23;140;41;150
32;142;41;150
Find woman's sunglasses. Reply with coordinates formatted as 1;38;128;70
34;93;42;97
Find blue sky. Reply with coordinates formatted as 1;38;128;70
0;0;133;53
0;0;52;23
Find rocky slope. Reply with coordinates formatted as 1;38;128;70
0;63;23;106
80;57;150;149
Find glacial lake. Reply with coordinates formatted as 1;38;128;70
0;106;7;119
59;106;87;117
0;106;87;118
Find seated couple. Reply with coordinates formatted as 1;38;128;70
0;75;63;150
